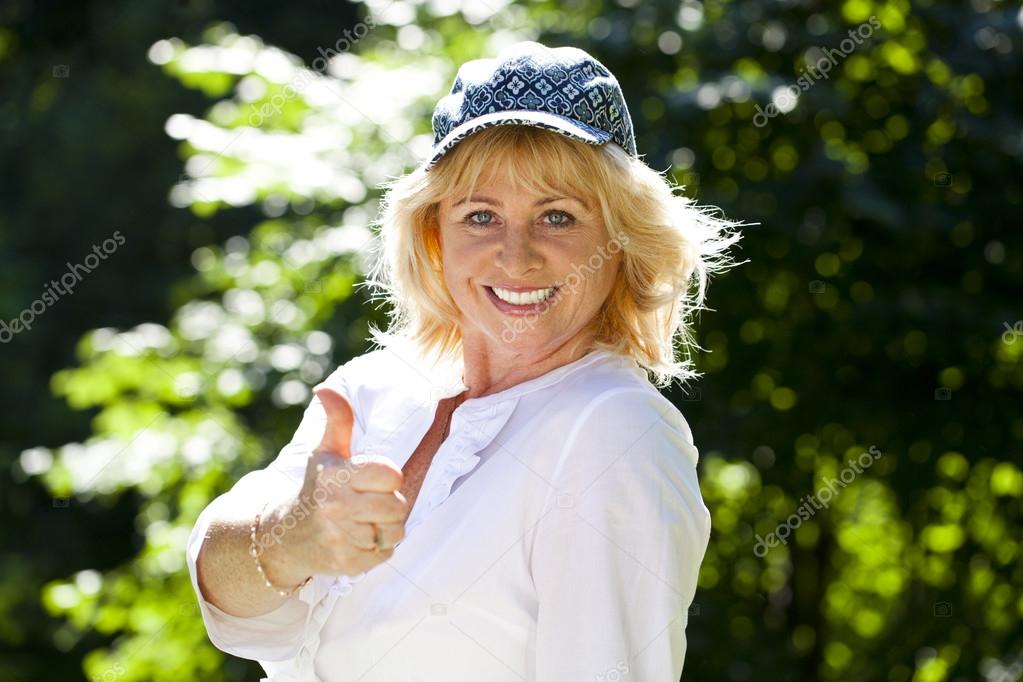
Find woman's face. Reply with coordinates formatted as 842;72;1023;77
436;174;623;357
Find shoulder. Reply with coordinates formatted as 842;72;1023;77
318;346;398;388
527;355;710;547
538;353;697;463
318;337;441;397
313;340;448;452
512;353;700;499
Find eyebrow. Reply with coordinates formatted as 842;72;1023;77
452;194;589;210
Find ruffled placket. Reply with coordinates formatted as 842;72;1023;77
406;401;513;536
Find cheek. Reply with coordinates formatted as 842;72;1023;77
579;252;620;303
444;233;492;267
440;242;475;292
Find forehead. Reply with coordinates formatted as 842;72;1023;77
442;169;592;208
447;191;591;213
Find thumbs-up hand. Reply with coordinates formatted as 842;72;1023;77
312;386;357;459
261;385;411;582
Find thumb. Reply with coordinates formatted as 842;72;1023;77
312;386;354;460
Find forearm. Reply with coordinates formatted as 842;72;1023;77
195;499;312;618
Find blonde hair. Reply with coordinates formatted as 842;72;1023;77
362;125;744;389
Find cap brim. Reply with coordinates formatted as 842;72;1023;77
424;110;613;170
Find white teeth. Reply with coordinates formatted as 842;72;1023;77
491;286;556;306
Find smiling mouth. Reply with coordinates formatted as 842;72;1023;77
488;285;558;305
483;285;561;313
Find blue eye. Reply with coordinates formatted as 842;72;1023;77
544;210;575;227
463;210;494;226
461;209;577;229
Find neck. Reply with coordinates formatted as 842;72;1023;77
440;391;468;438
457;329;596;400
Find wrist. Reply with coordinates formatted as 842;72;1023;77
251;501;312;596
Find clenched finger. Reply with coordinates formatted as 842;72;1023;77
343;490;409;523
346;457;404;493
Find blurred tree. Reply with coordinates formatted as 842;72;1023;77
1;2;366;680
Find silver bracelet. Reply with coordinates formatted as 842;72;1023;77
249;501;312;598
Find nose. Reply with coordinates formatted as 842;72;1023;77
495;223;542;277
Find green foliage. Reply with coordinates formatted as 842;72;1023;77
21;23;408;678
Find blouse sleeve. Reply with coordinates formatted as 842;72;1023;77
185;363;353;662
530;387;712;681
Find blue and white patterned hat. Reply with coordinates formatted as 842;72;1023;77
425;41;637;171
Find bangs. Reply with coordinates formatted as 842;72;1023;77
431;126;606;214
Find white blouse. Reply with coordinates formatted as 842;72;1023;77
186;339;712;681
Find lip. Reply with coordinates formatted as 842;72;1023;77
487;284;558;293
483;285;561;316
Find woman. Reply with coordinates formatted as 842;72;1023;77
187;41;742;681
